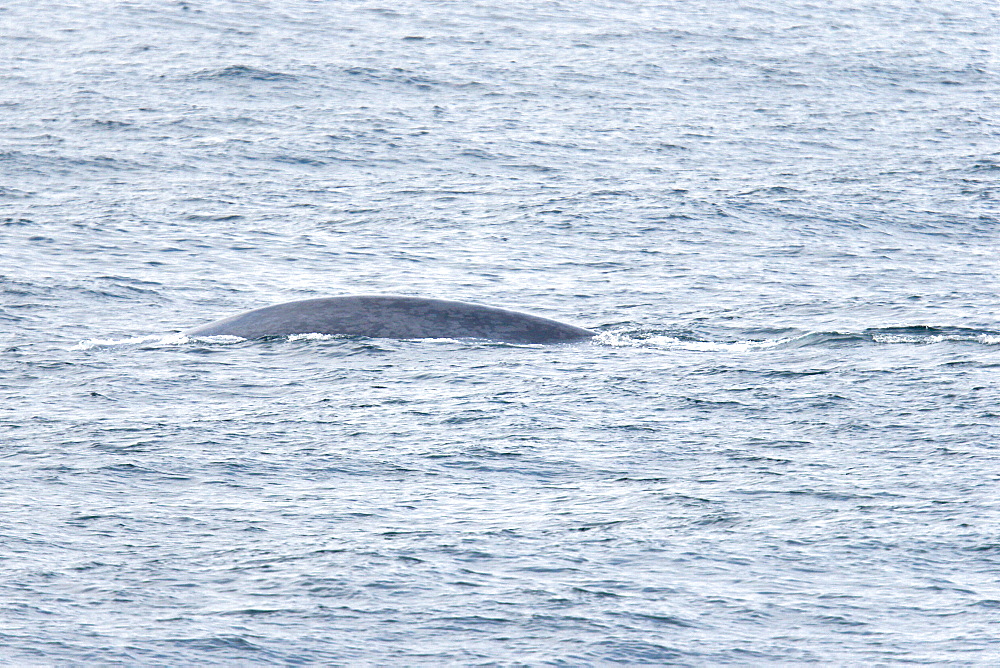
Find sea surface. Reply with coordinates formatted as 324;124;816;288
3;0;1000;664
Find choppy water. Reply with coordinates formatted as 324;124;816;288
3;0;1000;664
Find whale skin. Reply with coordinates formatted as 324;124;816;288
183;295;594;344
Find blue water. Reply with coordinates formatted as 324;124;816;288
3;0;1000;663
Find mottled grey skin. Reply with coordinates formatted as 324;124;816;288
184;295;594;344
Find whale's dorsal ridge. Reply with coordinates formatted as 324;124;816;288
183;295;594;344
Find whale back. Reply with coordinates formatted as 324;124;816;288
183;296;594;344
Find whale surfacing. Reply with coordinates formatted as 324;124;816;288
183;296;594;344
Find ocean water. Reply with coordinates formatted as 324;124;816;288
3;0;1000;663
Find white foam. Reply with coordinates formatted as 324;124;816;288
71;334;184;350
70;333;245;350
872;333;1000;346
871;333;923;344
286;332;338;342
594;330;791;352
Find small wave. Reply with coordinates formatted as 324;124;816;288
773;332;867;349
595;326;1000;352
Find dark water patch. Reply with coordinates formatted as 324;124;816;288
608;611;697;628
97;463;192;482
734;488;891;502
270;154;330;167
761;369;831;378
572;586;625;599
343;66;443;89
971;600;1000;608
0;151;143;174
193;65;298;82
91;119;134;130
165;635;266;652
183;213;244;222
433;614;515;628
683;397;748;409
971;159;1000;171
586;639;684;662
216;608;296;617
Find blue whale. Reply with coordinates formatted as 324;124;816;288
183;295;594;344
